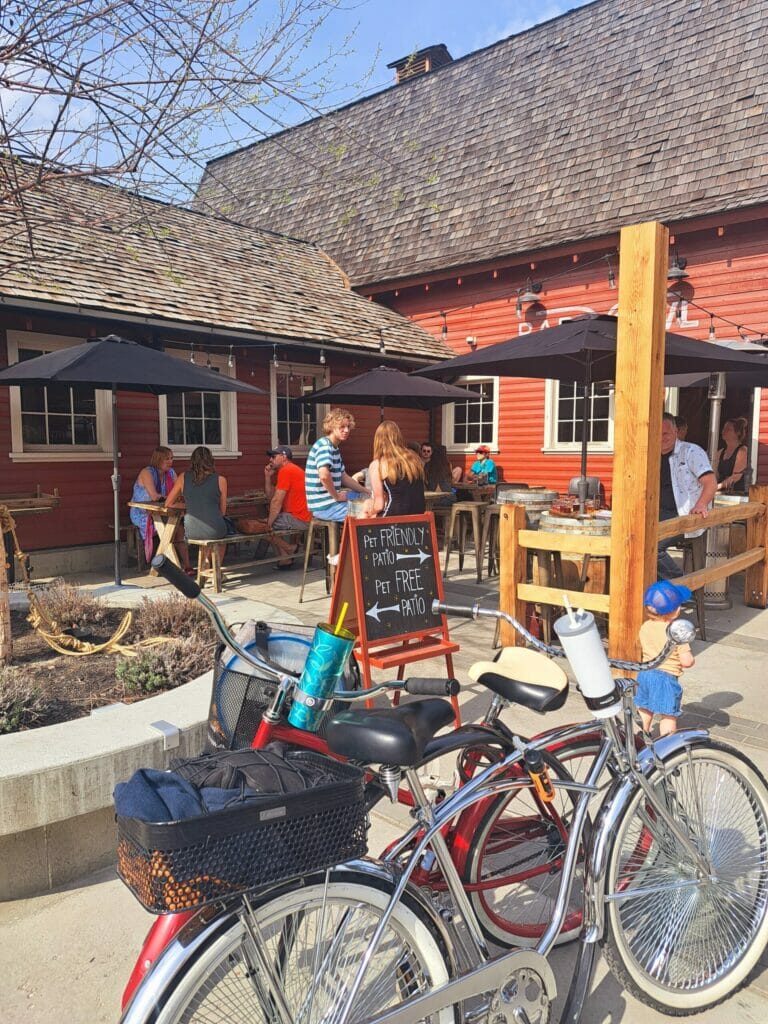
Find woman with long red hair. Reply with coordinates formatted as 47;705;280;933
363;420;425;517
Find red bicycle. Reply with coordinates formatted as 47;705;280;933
121;557;599;1011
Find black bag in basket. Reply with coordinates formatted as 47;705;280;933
116;750;368;914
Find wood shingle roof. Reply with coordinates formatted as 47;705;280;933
0;173;449;361
195;0;768;288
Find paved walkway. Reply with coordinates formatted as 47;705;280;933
2;562;768;1022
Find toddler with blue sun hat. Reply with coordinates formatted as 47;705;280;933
635;580;695;737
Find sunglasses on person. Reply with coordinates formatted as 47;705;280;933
421;447;432;455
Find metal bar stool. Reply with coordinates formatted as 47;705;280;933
479;503;500;581
299;517;340;602
444;501;483;578
679;533;707;640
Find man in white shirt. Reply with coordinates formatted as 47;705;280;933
658;413;716;578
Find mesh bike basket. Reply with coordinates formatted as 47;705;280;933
207;620;360;750
117;753;367;914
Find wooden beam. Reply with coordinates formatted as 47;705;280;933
677;547;764;592
608;221;669;661
519;529;612;556
518;584;610;615
745;485;768;608
499;504;527;647
657;501;764;540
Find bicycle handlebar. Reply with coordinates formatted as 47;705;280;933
433;599;692;673
151;554;201;598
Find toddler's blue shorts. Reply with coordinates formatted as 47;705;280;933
635;669;683;718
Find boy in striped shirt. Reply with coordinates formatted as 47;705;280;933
305;408;368;521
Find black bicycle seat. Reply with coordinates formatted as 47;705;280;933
324;699;456;767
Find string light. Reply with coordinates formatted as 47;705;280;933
605;255;616;288
708;315;716;342
206;352;212;369
319;348;326;364
272;345;279;368
379;329;386;354
227;345;234;368
439;311;448;341
189;344;195;364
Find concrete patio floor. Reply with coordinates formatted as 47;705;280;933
2;555;768;1022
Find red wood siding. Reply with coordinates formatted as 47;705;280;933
0;315;430;552
385;215;768;499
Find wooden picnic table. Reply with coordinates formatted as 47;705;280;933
128;492;267;570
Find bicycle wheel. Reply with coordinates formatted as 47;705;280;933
602;741;768;1013
149;877;455;1024
463;740;597;948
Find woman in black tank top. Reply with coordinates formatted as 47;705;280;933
364;421;425;517
716;417;749;494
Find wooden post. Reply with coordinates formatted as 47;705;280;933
608;221;669;660
498;503;527;647
0;528;11;664
744;484;768;608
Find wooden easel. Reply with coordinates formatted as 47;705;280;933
329;513;461;721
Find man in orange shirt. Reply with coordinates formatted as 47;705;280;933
264;446;310;568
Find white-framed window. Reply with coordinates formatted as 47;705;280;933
6;331;114;462
158;349;240;458
543;379;615;452
442;376;499;452
269;362;328;454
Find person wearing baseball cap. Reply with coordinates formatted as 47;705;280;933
465;444;498;485
634;580;695;737
263;445;309;567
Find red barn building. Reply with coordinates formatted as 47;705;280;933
0;176;450;570
196;0;768;498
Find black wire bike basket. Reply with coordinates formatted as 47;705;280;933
116;753;368;914
206;620;360;750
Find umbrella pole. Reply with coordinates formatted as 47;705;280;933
577;356;591;514
111;386;122;586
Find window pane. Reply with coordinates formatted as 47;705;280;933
19;347;45;362
74;416;97;445
47;414;73;445
20;385;45;412
205;419;222;445
186;419;204;445
185;392;203;417
167;393;183;417
203;393;221;419
451;379;495;447
46;384;72;414
555;381;611;447
21;414;46;444
71;385;96;415
167;418;184;444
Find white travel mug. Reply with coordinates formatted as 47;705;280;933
554;609;621;718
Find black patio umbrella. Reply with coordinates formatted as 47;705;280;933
417;313;768;503
0;335;266;585
303;365;474;419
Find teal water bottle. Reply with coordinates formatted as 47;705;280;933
287;623;355;732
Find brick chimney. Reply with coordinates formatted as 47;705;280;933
387;44;453;84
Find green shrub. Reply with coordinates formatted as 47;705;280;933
0;666;58;733
131;593;215;643
33;581;109;629
115;651;170;694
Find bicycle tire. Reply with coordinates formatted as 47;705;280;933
463;740;598;947
601;740;768;1014
145;877;455;1024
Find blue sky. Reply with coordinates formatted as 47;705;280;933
294;0;594;109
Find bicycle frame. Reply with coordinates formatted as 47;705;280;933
123;591;581;1009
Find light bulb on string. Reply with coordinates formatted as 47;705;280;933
227;345;234;368
206;352;212;369
319;348;326;365
189;344;195;364
708;315;716;342
272;345;279;368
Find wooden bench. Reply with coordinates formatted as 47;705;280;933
187;530;304;593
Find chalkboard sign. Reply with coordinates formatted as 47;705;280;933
330;513;446;646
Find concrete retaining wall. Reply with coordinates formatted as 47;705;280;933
0;674;211;900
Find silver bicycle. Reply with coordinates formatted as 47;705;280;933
121;600;768;1024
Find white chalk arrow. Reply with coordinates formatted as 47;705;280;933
366;601;401;622
395;548;429;564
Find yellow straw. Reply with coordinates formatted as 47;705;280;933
334;601;349;635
